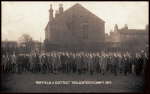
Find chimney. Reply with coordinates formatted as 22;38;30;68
59;3;63;14
114;24;118;32
49;4;53;22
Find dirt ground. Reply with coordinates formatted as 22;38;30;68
1;72;145;93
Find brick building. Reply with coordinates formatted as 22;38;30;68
44;3;105;51
107;24;148;51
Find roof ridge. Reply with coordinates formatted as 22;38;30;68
63;3;105;22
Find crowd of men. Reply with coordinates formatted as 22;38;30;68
1;50;148;76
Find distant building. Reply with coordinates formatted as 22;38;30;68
32;41;43;53
2;41;18;54
1;40;44;54
2;41;18;48
18;40;43;53
44;3;105;51
107;24;148;50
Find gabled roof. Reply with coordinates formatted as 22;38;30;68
72;3;105;22
54;3;105;23
45;3;105;31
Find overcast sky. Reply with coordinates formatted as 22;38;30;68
2;1;149;42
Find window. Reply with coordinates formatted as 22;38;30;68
80;23;88;39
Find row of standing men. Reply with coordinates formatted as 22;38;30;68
1;51;148;76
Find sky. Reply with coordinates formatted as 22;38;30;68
2;1;149;42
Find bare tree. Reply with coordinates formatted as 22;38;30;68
19;34;34;53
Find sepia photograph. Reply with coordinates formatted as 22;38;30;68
1;1;149;93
